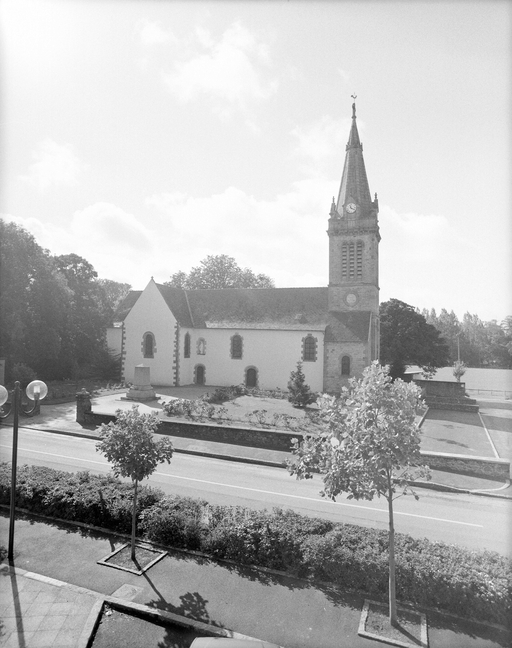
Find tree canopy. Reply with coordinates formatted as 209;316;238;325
423;308;512;369
288;362;430;625
380;299;450;379
165;254;275;290
0;218;130;383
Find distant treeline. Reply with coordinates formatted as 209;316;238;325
420;308;512;369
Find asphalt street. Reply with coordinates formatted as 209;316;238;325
1;426;510;556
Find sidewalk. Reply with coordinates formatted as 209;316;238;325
1;512;509;648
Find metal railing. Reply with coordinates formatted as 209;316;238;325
466;388;512;399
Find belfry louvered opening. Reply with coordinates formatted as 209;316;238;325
341;241;363;280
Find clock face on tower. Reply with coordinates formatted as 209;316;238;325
346;203;357;214
346;292;358;306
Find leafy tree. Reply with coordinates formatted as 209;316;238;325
501;316;512;368
287;361;317;408
452;360;467;382
166;254;275;289
0;219;72;381
96;407;174;559
97;279;132;311
380;299;450;379
435;309;461;361
288;362;430;626
54;253;112;376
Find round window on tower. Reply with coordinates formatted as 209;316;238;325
345;292;358;307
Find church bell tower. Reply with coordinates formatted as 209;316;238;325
324;101;380;391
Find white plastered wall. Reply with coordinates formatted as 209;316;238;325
122;280;177;386
178;327;325;391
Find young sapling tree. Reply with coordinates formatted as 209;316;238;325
96;406;174;559
287;361;317;408
288;362;430;626
452;360;467;383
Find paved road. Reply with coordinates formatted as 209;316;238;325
1;427;510;556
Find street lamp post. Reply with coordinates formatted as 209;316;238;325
0;380;48;561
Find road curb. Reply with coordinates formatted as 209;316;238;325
410;479;512;499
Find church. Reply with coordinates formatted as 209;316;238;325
107;103;380;393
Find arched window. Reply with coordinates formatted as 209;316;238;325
195;364;205;385
245;367;258;388
197;338;206;355
230;334;243;359
302;334;317;362
184;332;191;358
341;355;351;376
143;332;155;358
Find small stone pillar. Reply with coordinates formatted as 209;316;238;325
125;365;157;401
76;389;92;423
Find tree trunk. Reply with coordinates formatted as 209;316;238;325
131;478;138;561
387;473;398;627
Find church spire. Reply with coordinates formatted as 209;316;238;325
335;100;375;218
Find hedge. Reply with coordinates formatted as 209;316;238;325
0;463;509;626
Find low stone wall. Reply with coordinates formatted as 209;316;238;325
82;410;301;452
426;401;479;413
414;379;466;397
420;451;510;480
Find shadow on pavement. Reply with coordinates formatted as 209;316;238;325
427;610;510;647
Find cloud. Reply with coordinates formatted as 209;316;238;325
162;21;278;113
19;139;87;191
145;178;333;288
379;205;475;314
291;115;351;174
71;203;153;251
5;192;486;319
1;204;154;284
138;20;171;46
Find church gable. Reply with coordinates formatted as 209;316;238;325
122;279;178;386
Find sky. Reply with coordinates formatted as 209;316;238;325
1;0;510;323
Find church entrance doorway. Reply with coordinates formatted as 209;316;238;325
245;367;258;388
195;365;205;385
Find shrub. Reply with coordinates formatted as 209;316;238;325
140;495;208;551
202;385;247;404
11;363;38;388
0;464;164;533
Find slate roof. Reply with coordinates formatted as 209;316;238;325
324;311;372;343
184;286;328;329
113;284;329;330
336;104;373;216
113;291;141;322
